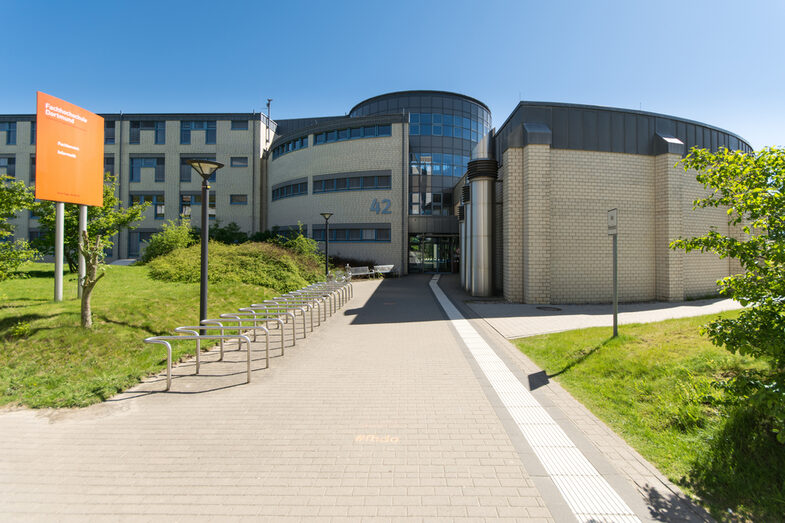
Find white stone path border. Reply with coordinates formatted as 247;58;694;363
430;275;640;523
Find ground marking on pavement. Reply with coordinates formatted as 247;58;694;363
429;275;640;523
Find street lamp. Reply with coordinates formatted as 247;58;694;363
320;212;333;280
187;159;224;326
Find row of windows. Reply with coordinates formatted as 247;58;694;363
271;136;308;159
314;124;392;146
272;181;308;201
410;152;470;177
313;174;391;193
2;119;250;147
128;192;245;219
312;227;391;242
128;156;249;183
409;114;488;141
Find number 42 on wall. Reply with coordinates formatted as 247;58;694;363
370;199;392;214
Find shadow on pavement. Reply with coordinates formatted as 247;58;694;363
345;275;445;325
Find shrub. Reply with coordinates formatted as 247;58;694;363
139;217;194;264
146;241;321;293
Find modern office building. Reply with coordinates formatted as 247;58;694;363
0;90;752;303
1;112;272;259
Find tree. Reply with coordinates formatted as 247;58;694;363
32;173;148;271
671;146;785;442
78;231;106;328
0;174;40;280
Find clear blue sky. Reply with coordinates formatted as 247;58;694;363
3;0;782;149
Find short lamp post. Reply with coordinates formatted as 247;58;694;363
187;159;224;326
320;212;333;280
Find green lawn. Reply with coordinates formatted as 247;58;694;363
0;263;273;408
514;314;784;521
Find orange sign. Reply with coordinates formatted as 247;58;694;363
35;92;104;206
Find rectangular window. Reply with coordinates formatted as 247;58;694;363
376;228;391;241
30;121;36;145
180;156;216;182
315;133;325;144
180;195;192;216
29;156;35;183
104;120;114;144
0;157;16;178
231;120;248;130
326;130;337;142
338;129;349;141
130;157;162;183
154;195;165;219
348;177;362;190
104;156;114;176
0;122;16;145
230;194;247;205
350;127;362;138
130;121;165;145
180;120;216;144
230;156;248;167
363;126;376;137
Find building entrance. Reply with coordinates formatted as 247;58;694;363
408;235;457;273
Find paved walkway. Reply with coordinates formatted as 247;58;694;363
0;275;713;522
466;295;741;339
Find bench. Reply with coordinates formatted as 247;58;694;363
373;265;396;276
348;266;374;278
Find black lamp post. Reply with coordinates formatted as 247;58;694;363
320;212;333;279
187;159;224;326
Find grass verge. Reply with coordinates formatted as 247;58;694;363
0;263;274;408
513;313;784;521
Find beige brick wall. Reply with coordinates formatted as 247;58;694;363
654;153;685;301
523;145;553;303
267;124;408;272
502;148;525;302
549;149;655;303
680;167;731;298
501;146;734;304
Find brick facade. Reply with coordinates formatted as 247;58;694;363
501;146;736;304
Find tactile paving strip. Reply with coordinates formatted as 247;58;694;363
430;276;640;523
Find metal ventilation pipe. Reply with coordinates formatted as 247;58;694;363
468;159;497;297
462;184;472;292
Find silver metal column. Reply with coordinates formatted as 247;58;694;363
458;205;466;289
467;159;498;297
464;190;472;292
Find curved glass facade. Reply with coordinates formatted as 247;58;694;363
350;91;491;216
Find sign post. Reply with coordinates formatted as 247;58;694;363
608;208;618;337
35;92;103;302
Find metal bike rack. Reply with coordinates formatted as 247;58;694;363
143;330;255;391
251;301;309;337
238;307;297;346
217;313;286;354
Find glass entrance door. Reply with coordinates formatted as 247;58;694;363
408;235;457;273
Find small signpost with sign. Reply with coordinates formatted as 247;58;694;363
608;208;618;337
35;92;104;301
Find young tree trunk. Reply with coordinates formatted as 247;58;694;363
81;283;93;328
79;232;105;329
